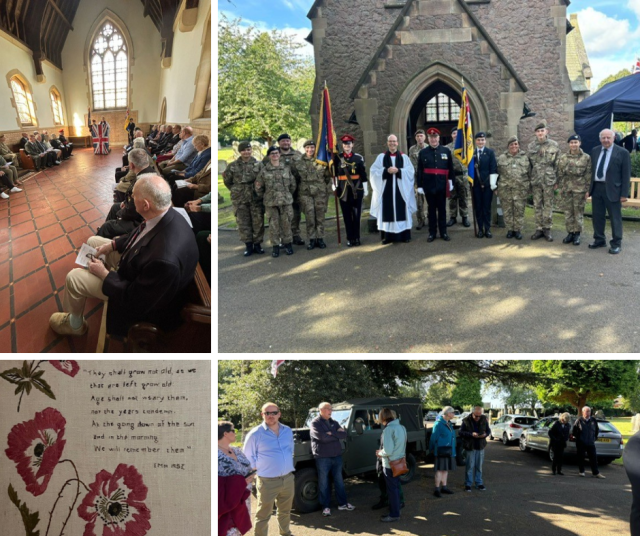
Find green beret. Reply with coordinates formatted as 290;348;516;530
303;139;316;148
238;141;251;151
534;121;547;131
415;129;425;136
507;136;519;146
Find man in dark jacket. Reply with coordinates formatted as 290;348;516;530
309;402;355;517
472;132;498;238
459;406;491;491
571;406;604;478
49;174;198;337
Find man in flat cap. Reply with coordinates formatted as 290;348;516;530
291;140;332;249
472;132;498;238
222;140;265;257
333;135;368;246
446;127;470;228
557;134;591;246
496;137;531;239
527;122;560;242
409;130;428;230
255;146;296;257
265;134;304;246
417;128;455;242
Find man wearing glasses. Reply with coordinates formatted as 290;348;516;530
244;403;295;536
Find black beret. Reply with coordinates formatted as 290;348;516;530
475;132;486;139
277;133;291;142
266;146;280;156
567;134;581;143
238;141;251;151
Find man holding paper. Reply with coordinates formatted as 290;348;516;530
49;175;199;337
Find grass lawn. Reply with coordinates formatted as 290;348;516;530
609;417;632;467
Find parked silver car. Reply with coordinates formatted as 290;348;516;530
490;414;538;445
519;416;624;464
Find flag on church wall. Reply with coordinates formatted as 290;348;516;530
453;88;475;186
314;84;337;167
124;108;131;131
271;360;285;378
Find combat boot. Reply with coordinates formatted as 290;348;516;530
285;243;294;255
462;217;471;227
531;229;544;240
253;243;265;254
506;231;514;239
447;217;457;227
573;232;581;246
307;239;316;250
562;233;575;244
292;236;305;246
317;238;327;249
543;229;553;242
514;231;523;240
272;245;280;258
243;242;253;257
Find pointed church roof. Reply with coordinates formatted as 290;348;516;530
566;14;592;93
349;0;527;100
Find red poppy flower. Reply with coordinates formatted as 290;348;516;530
78;464;151;536
5;407;67;496
49;360;80;377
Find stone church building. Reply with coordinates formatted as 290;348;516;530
307;0;589;165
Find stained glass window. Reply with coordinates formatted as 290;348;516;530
11;77;36;126
426;93;460;122
50;90;63;125
90;23;128;110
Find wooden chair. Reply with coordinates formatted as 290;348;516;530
622;178;640;207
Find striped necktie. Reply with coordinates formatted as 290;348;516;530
123;221;146;254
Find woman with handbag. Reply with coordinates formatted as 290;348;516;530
548;412;571;475
376;407;407;523
429;406;457;497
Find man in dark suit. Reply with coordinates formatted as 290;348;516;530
588;128;631;255
49;174;199;337
622;130;637;153
472;132;498;238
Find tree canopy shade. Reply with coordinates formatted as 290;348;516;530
451;376;483;409
532;360;639;411
217;15;314;145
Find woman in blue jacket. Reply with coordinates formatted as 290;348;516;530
429;406;457;497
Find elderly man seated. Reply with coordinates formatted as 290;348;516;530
159;127;197;177
24;134;56;170
152;125;181;156
41;131;63;162
49;175;199;337
0;154;22;199
114;141;155;202
58;130;73;156
169;135;211;186
172;160;211;208
148;124;171;151
0;134;20;168
156;127;187;164
50;134;71;160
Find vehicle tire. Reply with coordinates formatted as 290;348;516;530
399;453;417;485
548;446;555;462
293;467;320;513
598;457;616;466
502;433;510;446
519;436;530;452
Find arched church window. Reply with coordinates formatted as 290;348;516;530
90;22;128;110
50;89;64;125
426;93;460;122
10;76;36;126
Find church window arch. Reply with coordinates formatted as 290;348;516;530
50;87;64;125
89;21;128;110
426;93;461;122
9;75;37;126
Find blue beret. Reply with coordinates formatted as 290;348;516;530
475;132;486;139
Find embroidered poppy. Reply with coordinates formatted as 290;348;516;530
49;360;80;377
5;407;67;496
78;464;151;536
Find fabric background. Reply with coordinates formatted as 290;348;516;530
0;359;211;536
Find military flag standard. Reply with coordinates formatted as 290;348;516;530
453;88;475;186
124;107;131;131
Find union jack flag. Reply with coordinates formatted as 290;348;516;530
271;360;285;378
90;124;110;155
633;58;640;74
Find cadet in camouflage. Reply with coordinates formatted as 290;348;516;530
496;137;532;239
409;130;428;229
445;128;470;227
255;146;296;257
291;140;331;249
222;141;265;256
527;122;560;241
557;134;592;246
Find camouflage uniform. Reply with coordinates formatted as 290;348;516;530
497;151;531;232
255;161;296;245
291;155;331;240
527;138;560;230
265;149;302;238
222;156;265;244
445;141;469;219
557;150;592;233
409;143;428;227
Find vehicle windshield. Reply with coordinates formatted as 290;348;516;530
597;421;619;434
304;409;352;429
514;417;538;425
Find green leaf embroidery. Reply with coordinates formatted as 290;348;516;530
8;483;41;536
31;376;56;401
22;360;30;378
1;367;25;385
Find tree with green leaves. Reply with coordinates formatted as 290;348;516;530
532;360;638;411
218;15;314;145
424;382;453;409
450;376;483;410
597;69;632;91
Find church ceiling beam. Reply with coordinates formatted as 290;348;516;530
22;0;48;78
46;0;74;31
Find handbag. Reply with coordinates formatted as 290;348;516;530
389;426;409;477
438;445;452;457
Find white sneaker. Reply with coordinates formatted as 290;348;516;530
579;472;585;477
322;508;331;517
10;187;22;192
338;503;355;511
594;473;606;479
1;191;8;199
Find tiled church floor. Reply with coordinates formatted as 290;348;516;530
0;148;127;353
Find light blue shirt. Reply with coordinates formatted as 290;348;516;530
175;136;197;166
243;422;295;477
595;146;613;181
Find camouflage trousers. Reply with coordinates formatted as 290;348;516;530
299;193;328;239
266;204;293;245
234;202;265;244
415;191;427;226
449;175;469;218
291;202;302;238
532;183;555;230
562;191;587;233
498;186;528;232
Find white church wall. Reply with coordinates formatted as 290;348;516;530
61;0;163;135
0;31;67;138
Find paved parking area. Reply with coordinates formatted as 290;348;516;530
249;440;631;536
